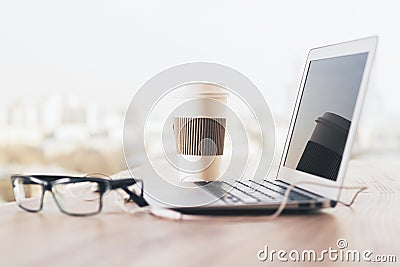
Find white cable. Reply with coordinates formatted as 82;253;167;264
262;181;367;221
114;190;184;221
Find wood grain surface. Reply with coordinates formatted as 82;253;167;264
0;154;399;267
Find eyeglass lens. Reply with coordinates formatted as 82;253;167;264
52;181;102;215
13;178;44;212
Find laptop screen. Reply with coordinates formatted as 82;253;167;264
283;53;368;181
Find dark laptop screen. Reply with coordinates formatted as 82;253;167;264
284;53;368;181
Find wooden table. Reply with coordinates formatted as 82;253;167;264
1;154;399;267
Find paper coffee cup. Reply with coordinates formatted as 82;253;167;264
173;83;229;182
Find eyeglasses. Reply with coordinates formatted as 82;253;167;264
11;175;148;216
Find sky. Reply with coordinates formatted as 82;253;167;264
0;0;399;122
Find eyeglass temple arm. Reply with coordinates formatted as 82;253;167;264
109;179;149;207
121;187;149;207
109;179;137;189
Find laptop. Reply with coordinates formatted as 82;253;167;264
137;37;378;215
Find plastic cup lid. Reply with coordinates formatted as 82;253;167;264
173;83;229;98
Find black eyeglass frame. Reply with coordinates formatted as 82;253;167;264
11;175;148;217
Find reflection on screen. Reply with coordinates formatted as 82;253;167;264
284;53;368;181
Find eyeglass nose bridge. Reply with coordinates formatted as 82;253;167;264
43;183;53;191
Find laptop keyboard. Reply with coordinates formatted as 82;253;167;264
201;180;316;204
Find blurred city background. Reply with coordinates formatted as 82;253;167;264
1;0;400;202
